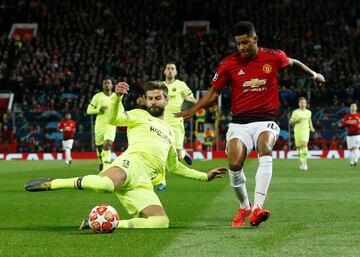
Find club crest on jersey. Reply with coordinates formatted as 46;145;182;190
242;78;267;88
238;69;245;75
212;73;218;81
263;64;272;73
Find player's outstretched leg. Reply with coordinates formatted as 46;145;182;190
24;175;115;193
25;178;52;191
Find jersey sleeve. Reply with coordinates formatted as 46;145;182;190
278;50;289;69
211;60;231;91
57;121;64;130
86;94;100;115
166;144;208;181
182;83;194;99
290;110;298;123
341;115;348;127
109;94;140;127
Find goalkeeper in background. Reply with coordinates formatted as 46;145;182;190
86;78;118;171
290;97;315;170
25;81;226;229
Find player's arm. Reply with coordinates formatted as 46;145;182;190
166;145;227;181
182;85;198;104
309;116;315;132
108;82;129;126
289;111;301;125
175;87;220;119
86;95;101;115
57;121;63;132
287;58;325;86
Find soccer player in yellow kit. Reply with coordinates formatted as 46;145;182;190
154;63;197;190
86;78;117;171
290;97;315;170
25;81;226;229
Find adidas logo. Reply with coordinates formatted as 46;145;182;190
238;70;245;75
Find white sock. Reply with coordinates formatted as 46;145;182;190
349;151;354;164
354;148;359;163
229;169;250;210
65;148;71;163
254;156;273;209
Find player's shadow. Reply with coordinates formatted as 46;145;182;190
0;225;81;233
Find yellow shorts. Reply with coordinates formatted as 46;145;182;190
100;153;163;217
95;125;116;146
294;130;310;147
170;123;185;150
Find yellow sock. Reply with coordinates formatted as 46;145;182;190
302;146;308;162
96;147;103;164
117;216;169;229
51;175;114;193
297;148;303;163
102;150;111;169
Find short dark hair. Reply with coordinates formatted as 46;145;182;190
298;97;307;102
165;61;176;66
144;81;168;97
233;21;256;37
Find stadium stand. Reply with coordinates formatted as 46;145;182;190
0;0;359;152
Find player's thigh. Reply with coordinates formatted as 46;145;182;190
95;127;105;146
63;139;74;149
115;188;163;217
172;124;185;149
253;121;280;152
226;123;253;156
103;125;116;142
295;131;310;147
346;136;359;149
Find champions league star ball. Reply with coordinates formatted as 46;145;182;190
88;204;120;233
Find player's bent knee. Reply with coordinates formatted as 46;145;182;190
229;170;246;187
148;216;169;228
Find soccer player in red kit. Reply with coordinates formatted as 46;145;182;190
176;21;325;227
58;113;76;167
341;103;359;167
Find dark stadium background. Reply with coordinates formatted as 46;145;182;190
0;0;359;155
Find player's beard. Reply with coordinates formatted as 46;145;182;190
147;105;165;117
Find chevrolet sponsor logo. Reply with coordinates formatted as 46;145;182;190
242;78;267;87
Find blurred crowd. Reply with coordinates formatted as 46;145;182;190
0;0;359;151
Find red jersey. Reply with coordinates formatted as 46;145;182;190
211;48;289;122
58;119;76;140
341;113;360;136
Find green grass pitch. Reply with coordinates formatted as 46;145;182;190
0;159;359;257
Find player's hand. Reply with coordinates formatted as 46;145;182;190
310;128;315;132
314;73;325;86
174;108;196;119
207;167;228;181
136;95;146;106
99;106;108;113
115;82;130;96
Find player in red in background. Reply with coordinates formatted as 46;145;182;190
58;113;76;167
341;103;359;167
176;21;325;227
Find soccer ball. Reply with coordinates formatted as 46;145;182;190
88;204;120;233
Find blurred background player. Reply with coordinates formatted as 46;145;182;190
25;81;226;229
290;97;315;171
341;103;359;167
138;62;197;190
176;21;325;227
57;113;76;167
87;78;117;171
